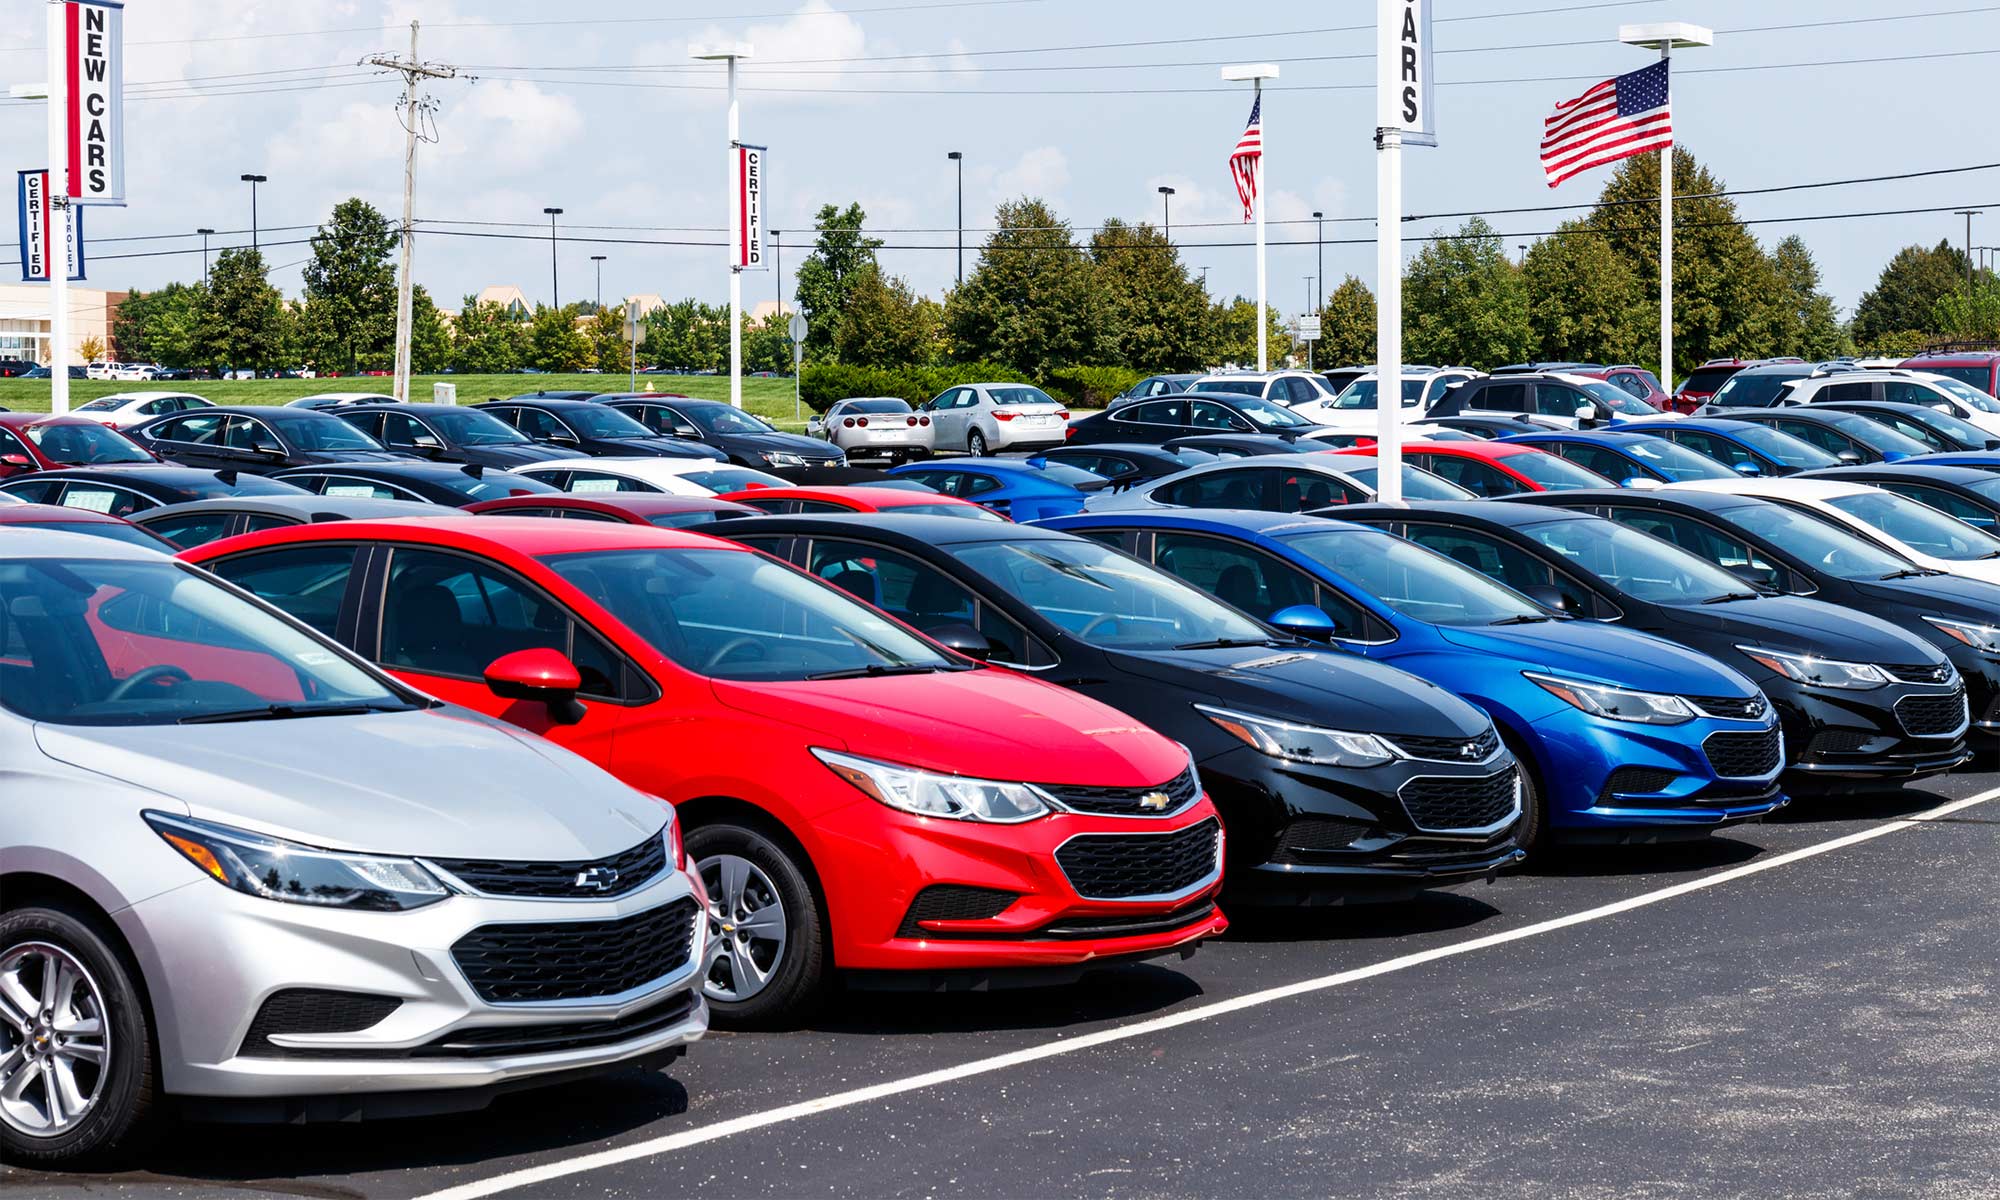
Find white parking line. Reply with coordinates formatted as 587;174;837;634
414;786;2000;1200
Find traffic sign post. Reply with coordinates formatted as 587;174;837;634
788;312;808;421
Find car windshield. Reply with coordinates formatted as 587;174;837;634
682;405;777;435
1825;491;2000;561
441;472;561;501
566;407;660;438
1501;450;1617;490
989;387;1059;407
542;547;957;681
1815;412;1934;457
1708;502;1910;581
948;537;1274;650
1922;366;1999;393
1236;396;1312;429
0;557;409;725
648;510;733;528
1896;407;1994;447
24;421;152;464
189;474;311;499
1960;475;2000;505
428;409;532;446
1922;377;2000;413
74;396;135;412
1718;423;1842;468
1574;381;1656;416
1712;371;1808;408
1519;516;1754;604
684;467;788;492
1338;464;1478;501
1280;529;1548;626
283;416;384;451
1026;463;1109;489
842;399;912;415
1679;366;1742;394
1331;378;1425;410
889;502;1006;521
1610;438;1737;481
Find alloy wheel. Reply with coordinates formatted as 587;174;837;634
0;942;110;1140
699;854;789;1003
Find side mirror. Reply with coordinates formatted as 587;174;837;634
0;453;31;467
1984;439;2000;451
1575;404;1599;425
1836;450;1863;465
483;648;586;723
548;432;579;444
925;622;993;662
1622;476;1664;490
1269;604;1339;641
1733;460;1764;476
412;435;442;451
1522;584;1579;615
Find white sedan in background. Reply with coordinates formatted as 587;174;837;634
65;391;214;428
512;456;788;497
1672;476;2000;585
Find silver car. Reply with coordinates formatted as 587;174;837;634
0;531;707;1165
1080;454;1476;513
808;397;936;464
919;383;1070;456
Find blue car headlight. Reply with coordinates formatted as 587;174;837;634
1736;646;1891;690
1525;672;1696;724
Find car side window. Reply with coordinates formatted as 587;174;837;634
0;480;59;504
1666;430;1753;470
1410;455;1522;497
1282;377;1318;405
1278;470;1365;511
805;538;1032;664
511;408;566;441
239;514;299;533
1883;381;1943;407
895;468;957;493
1770;420;1850;455
1819;382;1875;403
223;417;282;452
1611;373;1648;398
794;500;851;514
1119;400;1187;427
657;407;703;437
1535;385;1590;418
378;412;434;448
157;414;223;444
1156;468;1269;509
206;544;363;637
568;471;654;494
959;473;1002;498
1476;383;1529;413
0;428;33;462
1559;443;1643;481
1401;526;1573;600
1152;533;1318;621
1880;482;1996;528
1188;401;1247;432
380;547;624;698
142;511;236;548
1606;510;1778;575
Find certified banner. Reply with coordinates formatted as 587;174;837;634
65;0;126;205
18;169;86;282
735;143;767;271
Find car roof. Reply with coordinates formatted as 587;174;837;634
89;391;208;402
479;397;602;410
0;501;130;526
187;515;740;561
1730;362;1819;376
135;495;444;521
1050;509;1363;540
337;402;484;415
1664;418;1784;436
1802;464;2000;487
6;466;262;487
1343;439;1542;460
709;510;1071;547
1503;486;1766;516
1903;351;2000;363
0;413;105;428
2;526;165;559
153;405;336;422
906;457;1056;475
274;461;506;481
1323;500;1583;529
1503;429;1665;446
720;485;972;507
1172;453;1368;477
1667;477;1867;502
295;392;397;401
521;456;726;478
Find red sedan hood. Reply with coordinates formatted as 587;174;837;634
712;667;1185;788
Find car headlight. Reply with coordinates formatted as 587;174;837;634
1196;704;1398;768
761;451;809;467
1736;645;1890;689
144;812;449;911
1525;672;1696;724
1925;616;2000;654
811;749;1051;823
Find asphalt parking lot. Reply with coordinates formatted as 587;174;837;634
10;762;2000;1199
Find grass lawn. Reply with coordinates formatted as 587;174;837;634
0;374;817;429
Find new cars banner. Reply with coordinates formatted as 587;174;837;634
64;0;125;206
17;169;85;282
735;143;767;271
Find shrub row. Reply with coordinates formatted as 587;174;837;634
798;363;1148;413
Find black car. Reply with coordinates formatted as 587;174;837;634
594;396;845;469
1705;362;1825;409
1162;434;1320;459
1109;373;1204;407
127;406;416;475
1033;444;1219;489
1065;390;1330;448
472;397;727;461
1650;418;1846;477
1798;464;2000;532
1413;414;1569;439
1811;400;2000;454
1423;374;1656;425
707;513;1525;903
0;358;36;378
130;494;446;548
1335;501;1970;788
1694;409;1934;464
0;467;308;516
270;462;562;507
333;403;575;470
504;390;602;403
1507;486;2000;740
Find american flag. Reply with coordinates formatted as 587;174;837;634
1541;59;1672;188
1229;95;1262;222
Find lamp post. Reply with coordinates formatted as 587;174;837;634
590;254;606;310
1518;243;1528;265
1619;22;1712;388
1953;211;1982;287
543;207;564;308
947;151;964;285
1158;186;1176;244
1222;63;1279;371
1312;210;1324;313
693;42;755;409
198;228;216;284
240;174;267;250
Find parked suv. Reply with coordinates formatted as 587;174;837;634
1901;350;2000;397
1426;373;1668;428
1674;358;1798;408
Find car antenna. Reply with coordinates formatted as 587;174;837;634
462;463;484;478
216;469;238;485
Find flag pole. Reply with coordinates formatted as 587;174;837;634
1619;22;1710;391
1223;63;1278;371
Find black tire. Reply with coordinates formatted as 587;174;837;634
686;821;829;1029
0;902;158;1168
1500;731;1547;860
968;429;989;457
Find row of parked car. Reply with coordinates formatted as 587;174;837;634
5;369;1999;1166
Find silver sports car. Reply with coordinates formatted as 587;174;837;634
809;397;935;464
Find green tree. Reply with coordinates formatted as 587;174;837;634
1318;276;1376;368
297;197;397;373
450;297;528;374
833;265;936;367
945;198;1110;374
1521;224;1648;365
641;299;728;371
746;310;794;374
1853;240;1972;349
192;247;285;374
528;304;593;372
587;304;632;374
1403;217;1533;369
1088;219;1209;373
1206;296;1294;369
793;203;882;362
112;282;203;367
1768;236;1849;361
408;286;453;374
1932;276;2000;344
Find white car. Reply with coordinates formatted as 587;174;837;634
918;382;1070;456
513;456;788;497
84;361;123;380
1671;476;2000;586
1082;453;1475;512
808;396;935;464
285;392;402;411
66;391;214;429
1310;368;1484;433
1191;371;1342;416
113;362;163;381
1775;370;2000;440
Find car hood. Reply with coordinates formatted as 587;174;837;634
1436;620;1757;694
33;707;666;859
1666;595;1946;663
1115;644;1490;738
464;443;572;466
711;667;1186;787
600;436;730;461
1853;571;2000;621
724;431;844;458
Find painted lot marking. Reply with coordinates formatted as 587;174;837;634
416;786;2000;1200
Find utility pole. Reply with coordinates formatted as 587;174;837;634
365;21;460;403
1954;210;1982;287
197;228;216;284
773;230;783;317
543;207;564;307
1313;210;1324;313
590;254;606;309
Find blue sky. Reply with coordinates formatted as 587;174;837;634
2;0;1994;324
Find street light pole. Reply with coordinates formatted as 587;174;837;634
693;42;754;409
1953;210;1982;287
198;228;216;284
1158;186;1176;244
240;174;267;250
947;151;964;285
543;207;564;308
1222;63;1280;371
590;254;606;309
1312;210;1324;313
1518;243;1527;265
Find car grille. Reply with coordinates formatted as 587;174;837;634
1597;767;1681;805
1886;663;1955;685
428;832;666;900
239;990;401;1057
1703;729;1784;778
1897;690;1969;737
895;885;1019;938
1036;901;1218;940
1398;769;1520;834
1054;818;1221;901
1805;730;1874;758
1689;694;1768;720
1268;816;1375;863
450;896;701;1003
1040;765;1201;818
1388;727;1501;763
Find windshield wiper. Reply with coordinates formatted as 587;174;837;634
806;663;947;681
1879;567;1944;579
1487;614;1553;626
179;702;407;725
1701;591;1763;605
1173;637;1283;650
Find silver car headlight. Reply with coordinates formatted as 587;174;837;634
1925;616;2000;654
811;749;1051;823
144;812;450;911
1736;646;1891;690
1196;705;1399;768
761;451;809;467
1525;672;1697;724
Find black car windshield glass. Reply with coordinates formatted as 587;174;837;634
1826;491;2000;561
0;558;408;726
1501;450;1616;490
1612;437;1736;480
1519;516;1752;604
647;510;728;528
893;502;1006;521
565;407;659;438
542;547;956;681
1028;463;1109;488
948;538;1272;650
1280;529;1546;625
843;399;912;415
1339;464;1477;501
685;405;778;435
990;387;1059;407
1722;423;1841;468
282;416;384;451
1712;372;1807;407
37;521;168;550
25;422;152;464
427;409;532;446
1332;378;1425;410
1817;412;1932;457
684;467;787;492
1680;367;1740;394
1236;396;1311;428
1709;502;1909;580
449;472;561;500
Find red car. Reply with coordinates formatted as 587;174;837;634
716;484;1007;521
1901;350;2000;397
0;500;174;549
1336;440;1616;496
463;493;762;528
185;518;1227;1025
1569;365;1682;414
0;412;161;479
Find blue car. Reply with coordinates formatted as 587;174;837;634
1902;450;2000;475
1041;509;1788;851
1499;429;1740;485
887;457;1106;521
1644;417;1846;477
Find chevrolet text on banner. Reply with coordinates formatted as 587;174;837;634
17;170;85;283
65;0;125;206
1380;0;1435;148
735;143;766;271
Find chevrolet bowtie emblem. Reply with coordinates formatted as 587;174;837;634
1139;791;1172;811
574;866;620;890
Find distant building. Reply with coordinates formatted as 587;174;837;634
626;293;667;321
0;283;126;364
748;300;794;325
475;285;530;316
